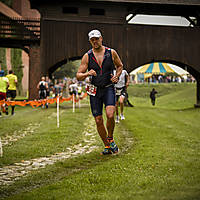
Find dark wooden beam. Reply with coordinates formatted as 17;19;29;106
30;0;200;8
88;0;200;6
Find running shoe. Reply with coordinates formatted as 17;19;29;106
120;114;125;120
101;146;112;155
110;140;119;154
115;115;120;123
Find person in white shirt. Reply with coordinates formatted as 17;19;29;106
37;76;48;99
114;69;130;123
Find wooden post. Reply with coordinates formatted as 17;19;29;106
0;137;3;157
57;95;60;128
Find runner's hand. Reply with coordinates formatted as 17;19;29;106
88;69;97;76
111;74;119;83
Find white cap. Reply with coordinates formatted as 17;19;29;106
88;29;102;40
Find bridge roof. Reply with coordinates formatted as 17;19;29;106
30;0;200;20
30;0;200;6
88;0;200;5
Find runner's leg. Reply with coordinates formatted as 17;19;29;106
106;105;115;138
120;95;125;115
95;115;109;146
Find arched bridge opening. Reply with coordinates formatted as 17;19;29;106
48;56;82;78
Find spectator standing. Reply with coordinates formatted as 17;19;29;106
6;70;18;115
45;76;51;98
45;76;52;108
0;70;9;117
150;88;158;106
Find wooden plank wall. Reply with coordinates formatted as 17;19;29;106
40;20;200;77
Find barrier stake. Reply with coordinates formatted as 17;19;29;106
57;95;60;128
79;97;81;108
0;137;3;157
73;94;75;113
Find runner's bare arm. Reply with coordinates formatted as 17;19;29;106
37;82;40;89
45;82;48;89
126;74;130;88
76;53;96;81
6;81;9;89
111;49;123;83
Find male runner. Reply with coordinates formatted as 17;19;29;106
37;76;48;100
76;29;123;155
114;69;130;123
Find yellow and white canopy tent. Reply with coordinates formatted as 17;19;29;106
130;62;189;83
167;64;189;77
130;62;176;83
137;62;174;75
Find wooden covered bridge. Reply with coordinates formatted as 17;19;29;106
0;0;200;105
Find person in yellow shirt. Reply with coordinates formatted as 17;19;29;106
6;70;18;115
0;70;9;117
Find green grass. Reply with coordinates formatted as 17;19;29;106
0;83;200;200
0;101;91;166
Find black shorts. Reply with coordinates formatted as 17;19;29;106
6;90;16;99
39;90;47;99
90;85;116;117
69;90;77;95
115;87;126;101
46;90;50;97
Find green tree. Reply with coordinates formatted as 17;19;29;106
53;60;81;79
0;48;7;74
11;48;23;95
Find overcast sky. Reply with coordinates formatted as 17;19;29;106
127;14;190;26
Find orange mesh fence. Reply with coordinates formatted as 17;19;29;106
0;93;88;108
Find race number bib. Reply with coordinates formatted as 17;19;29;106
116;88;122;96
86;84;97;96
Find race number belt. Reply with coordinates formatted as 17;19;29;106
86;84;97;96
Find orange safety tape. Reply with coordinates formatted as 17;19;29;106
0;93;88;107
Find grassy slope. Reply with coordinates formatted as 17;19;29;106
1;83;200;200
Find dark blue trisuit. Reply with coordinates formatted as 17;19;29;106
88;47;116;117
